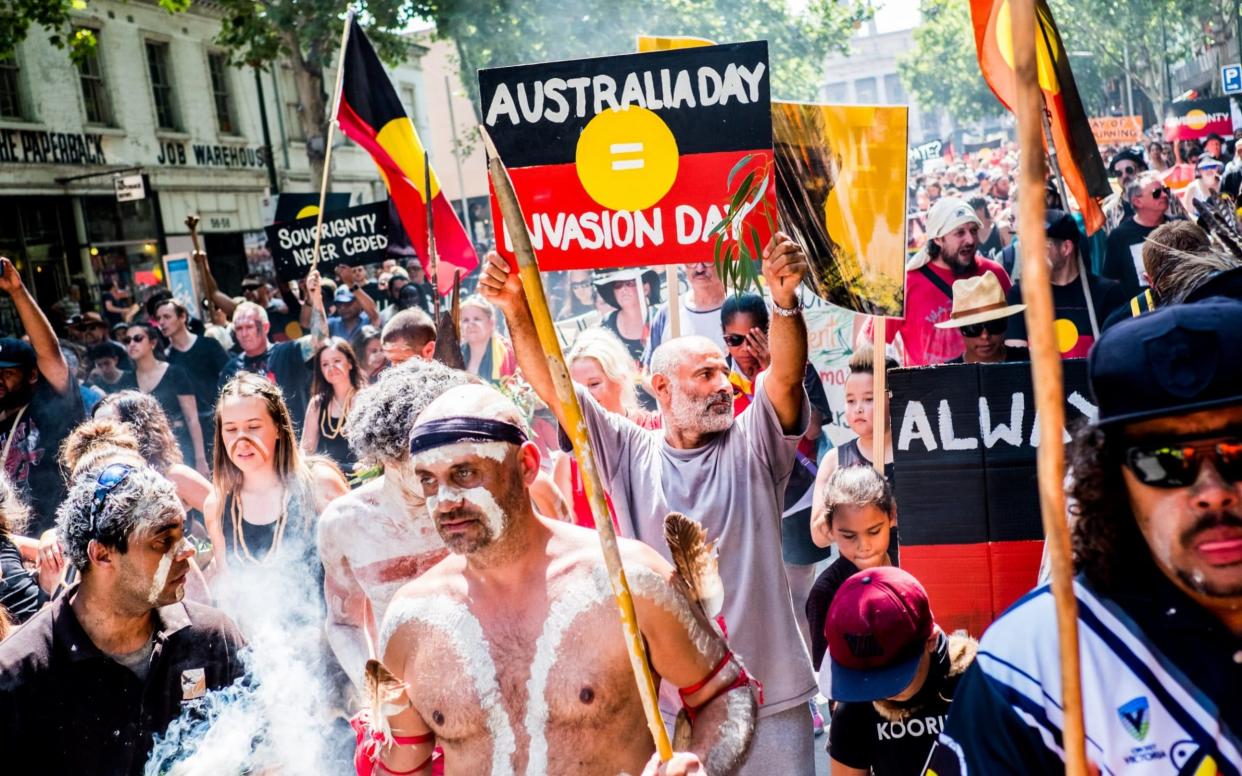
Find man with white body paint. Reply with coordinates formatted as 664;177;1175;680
371;384;757;776
481;233;818;774
0;463;247;776
318;359;471;689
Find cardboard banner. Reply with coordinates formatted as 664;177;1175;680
773;102;908;317
1164;97;1235;141
909;139;945;164
264;201;389;281
1088;115;1143;146
890;360;1094;635
479;42;776;271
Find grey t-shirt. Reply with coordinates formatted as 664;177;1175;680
577;373;816;717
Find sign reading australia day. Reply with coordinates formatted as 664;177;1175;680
479;42;775;271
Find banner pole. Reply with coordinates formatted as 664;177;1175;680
309;10;353;275
1010;2;1088;774
667;266;682;339
871;317;886;475
482;127;674;763
425;151;441;320
1039;108;1099;339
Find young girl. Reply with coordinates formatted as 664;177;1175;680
806;466;897;677
300;337;364;474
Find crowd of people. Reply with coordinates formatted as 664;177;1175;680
0;122;1237;776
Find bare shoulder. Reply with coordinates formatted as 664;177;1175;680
310;459;349;500
317;476;383;535
378;557;464;656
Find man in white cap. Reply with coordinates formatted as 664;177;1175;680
884;197;1012;366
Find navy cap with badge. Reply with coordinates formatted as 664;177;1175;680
0;338;35;371
1089;297;1242;427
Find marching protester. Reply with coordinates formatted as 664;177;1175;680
888;197;1012;365
970;196;1009;262
217;301;315;428
1181;157;1224;218
380;307;438;367
1222;140;1242;198
0;257;84;535
118;321;208;476
155;298;229;442
0;473;49;626
595;268;658;362
87;341;131;394
371;383;758;775
1102;220;1211;327
349;325;385;384
1102;146;1145;231
559;268;599;318
827;568;976;775
937;274;1029;364
1103;171;1171;300
645;261;729;361
327;281;379;341
301;338;365;474
0;463;246;776
924;298;1242;774
813;345;895;490
482;233;822;773
459;295;516;383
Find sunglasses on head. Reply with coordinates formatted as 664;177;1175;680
89;462;136;534
1124;435;1242;489
723;333;748;347
959;318;1008;338
123;334;147;344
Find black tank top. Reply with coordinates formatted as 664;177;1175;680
315;404;357;475
221;490;314;565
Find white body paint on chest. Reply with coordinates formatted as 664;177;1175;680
381;596;517;776
522;566;612;775
625;565;718;658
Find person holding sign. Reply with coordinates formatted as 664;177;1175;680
481;233;821;775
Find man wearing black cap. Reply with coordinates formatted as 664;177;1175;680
924;298;1242;775
1103;147;1146;232
826;567;977;775
0;257;84;534
1005;210;1124;358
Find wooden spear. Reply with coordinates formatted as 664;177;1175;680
481;127;674;763
308;11;353;275
424;150;441;319
1009;1;1088;773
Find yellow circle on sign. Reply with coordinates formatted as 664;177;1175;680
1054;318;1079;353
296;205;320;219
1185;110;1209;130
576;106;679;212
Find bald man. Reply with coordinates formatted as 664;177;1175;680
370;384;757;775
480;234;819;773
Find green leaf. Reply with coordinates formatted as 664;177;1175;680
727;153;755;190
729;171;757;215
748;225;764;263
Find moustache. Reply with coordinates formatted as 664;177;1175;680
1181;511;1242;545
436;507;484;525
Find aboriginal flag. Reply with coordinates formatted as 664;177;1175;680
970;0;1111;235
336;19;477;292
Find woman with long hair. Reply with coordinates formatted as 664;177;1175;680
300;337;364;473
118;320;208;476
92;390;212;515
204;373;348;574
348;324;384;384
593;269;658;363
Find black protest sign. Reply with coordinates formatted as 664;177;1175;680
910;139;944;164
265;201;389;281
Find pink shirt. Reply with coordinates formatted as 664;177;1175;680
888;257;1012;366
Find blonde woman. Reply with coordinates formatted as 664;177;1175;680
459;295;516;384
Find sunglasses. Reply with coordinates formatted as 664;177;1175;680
1148;187;1168;199
611;279;637;290
723;333;748;347
123;334;147;344
1124;436;1242;489
571;281;593;290
89;462;135;534
1115;165;1137;175
959;318;1008;338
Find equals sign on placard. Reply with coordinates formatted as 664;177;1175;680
610;143;644;170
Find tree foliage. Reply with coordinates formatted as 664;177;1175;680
897;0;1003;126
411;0;874;113
0;0;188;61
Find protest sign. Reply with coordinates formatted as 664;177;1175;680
1164;97;1236;141
890;359;1094;635
1088;115;1143;146
479;42;776;271
773;102;908;317
908;138;944;165
161;253;201;319
272;192;352;225
264;200;388;281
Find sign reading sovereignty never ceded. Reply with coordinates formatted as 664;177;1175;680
265;201;389;281
479;41;776;271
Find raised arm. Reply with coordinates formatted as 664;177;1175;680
306;269;329;353
0;257;69;394
761;233;810;434
192;250;237;317
476;252;564;429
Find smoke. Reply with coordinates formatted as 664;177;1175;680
144;537;351;775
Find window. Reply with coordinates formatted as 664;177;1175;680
0;57;23;119
399;84;417;119
207;52;235;134
822;82;848;103
884;73;907;105
854;77;878;104
77;31;111;125
285;101;305;141
145;40;178;130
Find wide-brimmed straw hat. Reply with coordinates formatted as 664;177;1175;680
593;268;660;308
934;273;1026;329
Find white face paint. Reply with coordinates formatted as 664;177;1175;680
148;546;175;605
411;440;511;468
380;596;516;776
425;485;506;542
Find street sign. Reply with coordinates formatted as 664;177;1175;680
114;174;145;202
1223;64;1242;95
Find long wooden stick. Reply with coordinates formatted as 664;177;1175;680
1010;2;1088;773
482;127;673;763
309;11;354;274
871;317;886;475
666;266;682;338
424;150;441;319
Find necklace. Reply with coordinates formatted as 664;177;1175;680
320;389;353;440
230;484;289;565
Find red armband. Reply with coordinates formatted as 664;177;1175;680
350;710;438;776
677;653;762;723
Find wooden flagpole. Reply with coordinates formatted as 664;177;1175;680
482;127;674;763
424;150;441;319
666;266;682;338
1009;1;1088;773
871;318;886;475
309;11;354;274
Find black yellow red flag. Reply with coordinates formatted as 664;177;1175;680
970;0;1111;234
336;19;477;292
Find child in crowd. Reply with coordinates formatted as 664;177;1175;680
806;466;897;682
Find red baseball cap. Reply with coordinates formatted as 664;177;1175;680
827;567;935;702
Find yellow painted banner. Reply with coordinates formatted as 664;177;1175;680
1088;115;1143;146
773;102;909;317
635;35;715;52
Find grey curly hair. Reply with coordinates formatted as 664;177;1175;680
345;359;478;465
0;471;30;538
56;464;182;571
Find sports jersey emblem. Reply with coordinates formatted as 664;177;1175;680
1118;696;1150;741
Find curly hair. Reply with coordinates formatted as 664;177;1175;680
56;464;182;571
0;471;31;538
1068;420;1149;592
345;358;477;465
93;390;184;471
60;418;146;478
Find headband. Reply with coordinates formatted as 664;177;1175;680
408;417;528;457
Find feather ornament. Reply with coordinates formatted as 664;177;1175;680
663;512;724;620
